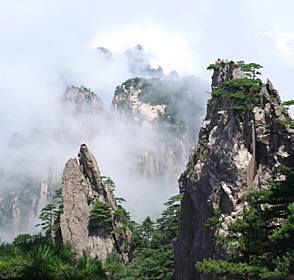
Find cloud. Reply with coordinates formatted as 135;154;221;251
262;32;294;66
1;0;294;240
91;20;197;76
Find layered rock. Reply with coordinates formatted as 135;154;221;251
173;59;294;280
60;143;133;263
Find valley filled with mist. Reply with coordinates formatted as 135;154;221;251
1;2;294;279
0;45;210;241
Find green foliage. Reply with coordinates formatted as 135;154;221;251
278;100;294;129
207;64;221;70
0;233;110;279
102;176;116;191
110;194;181;279
114;205;131;226
122;79;132;90
204;208;222;228
87;196;94;205
208;61;263;114
115;197;126;204
265;124;270;131
237;60;263;79
114;85;123;96
195;165;294;279
186;160;195;173
114;78;141;98
89;201;113;233
211;77;261;113
283;100;294;106
136;76;206;133
132;77;141;90
36;188;63;240
197;152;207;163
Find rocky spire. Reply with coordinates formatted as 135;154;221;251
173;60;294;280
60;143;133;263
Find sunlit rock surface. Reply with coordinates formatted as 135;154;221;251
60;143;133;264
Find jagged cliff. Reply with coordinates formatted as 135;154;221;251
112;77;207;181
173;59;294;280
60;143;133;263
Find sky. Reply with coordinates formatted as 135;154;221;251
0;0;294;236
1;1;294;108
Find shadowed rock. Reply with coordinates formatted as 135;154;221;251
173;59;294;280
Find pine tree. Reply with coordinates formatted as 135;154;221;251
237;60;263;80
195;165;294;279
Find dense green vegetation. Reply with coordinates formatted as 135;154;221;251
207;64;221;70
211;77;261;111
0;234;110;279
109;194;181;279
195;165;294;279
210;61;262;113
0;182;180;280
88;201;113;233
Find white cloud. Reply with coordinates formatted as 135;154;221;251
263;32;294;65
91;20;198;75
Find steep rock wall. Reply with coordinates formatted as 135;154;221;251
60;143;133;263
173;59;294;280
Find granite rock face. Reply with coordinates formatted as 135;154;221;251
173;60;294;280
112;78;208;185
60;143;133;263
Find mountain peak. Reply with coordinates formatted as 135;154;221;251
173;59;294;280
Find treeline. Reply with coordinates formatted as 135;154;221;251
0;192;180;280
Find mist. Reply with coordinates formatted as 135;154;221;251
1;0;293;241
0;38;210;241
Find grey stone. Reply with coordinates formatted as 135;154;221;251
173;60;293;280
60;143;133;263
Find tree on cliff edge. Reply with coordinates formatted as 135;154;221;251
195;165;294;279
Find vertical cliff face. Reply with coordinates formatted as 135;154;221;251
0;159;60;240
173;59;294;280
60;143;133;263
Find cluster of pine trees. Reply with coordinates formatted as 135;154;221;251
0;189;180;280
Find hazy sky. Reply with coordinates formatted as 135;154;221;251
1;1;294;228
1;0;293;123
0;0;294;106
